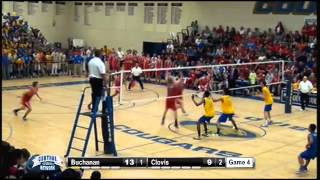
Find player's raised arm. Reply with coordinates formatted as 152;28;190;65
191;94;204;106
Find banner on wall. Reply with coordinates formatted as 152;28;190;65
72;39;84;47
304;15;317;25
171;3;182;25
157;3;168;24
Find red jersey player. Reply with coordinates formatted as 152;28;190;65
13;81;42;121
112;75;121;98
175;72;188;116
198;74;210;92
161;72;185;128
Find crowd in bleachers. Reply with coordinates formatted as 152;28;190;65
2;13;317;95
174;20;317;93
1;141;101;179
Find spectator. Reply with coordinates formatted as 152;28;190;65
167;41;174;53
265;71;273;85
275;21;284;35
73;53;84;77
117;47;125;67
2;49;9;80
90;171;101;179
59;168;82;179
248;69;257;94
51;50;59;76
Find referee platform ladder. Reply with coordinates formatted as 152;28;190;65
64;87;117;157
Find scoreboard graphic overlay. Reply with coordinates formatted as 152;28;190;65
67;157;255;169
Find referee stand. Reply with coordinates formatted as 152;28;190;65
65;76;117;157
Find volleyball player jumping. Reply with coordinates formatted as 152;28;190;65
161;72;185;128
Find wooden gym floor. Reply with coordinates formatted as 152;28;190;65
2;77;317;179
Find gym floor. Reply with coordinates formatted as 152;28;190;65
2;77;317;179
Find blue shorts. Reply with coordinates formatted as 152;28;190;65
218;114;234;123
264;104;272;112
300;149;317;160
198;116;213;124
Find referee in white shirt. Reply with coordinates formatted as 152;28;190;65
87;49;107;110
129;63;144;91
298;76;313;111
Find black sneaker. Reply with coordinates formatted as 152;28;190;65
13;110;18;116
193;137;201;140
22;117;27;121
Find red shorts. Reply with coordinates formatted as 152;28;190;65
165;98;177;110
199;85;208;91
21;96;31;108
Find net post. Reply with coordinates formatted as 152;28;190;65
119;70;124;105
284;79;292;113
281;60;285;82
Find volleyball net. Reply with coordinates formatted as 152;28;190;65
108;60;287;107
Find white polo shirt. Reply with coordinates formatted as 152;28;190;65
88;57;105;79
299;80;313;94
131;66;143;77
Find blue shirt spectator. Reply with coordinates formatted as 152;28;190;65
246;42;256;50
23;55;31;64
73;55;83;64
2;54;9;65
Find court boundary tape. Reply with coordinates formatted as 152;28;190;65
3;120;13;141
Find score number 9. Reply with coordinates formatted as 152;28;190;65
207;158;223;166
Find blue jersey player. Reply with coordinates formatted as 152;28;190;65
297;123;317;174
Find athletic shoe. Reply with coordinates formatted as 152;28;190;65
296;166;308;174
22;117;27;121
202;133;209;137
268;121;273;125
261;123;269;128
193;137;201;140
13;110;18;116
212;133;220;136
300;108;305;111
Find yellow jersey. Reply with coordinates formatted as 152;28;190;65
203;97;214;117
262;86;273;105
221;95;234;114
